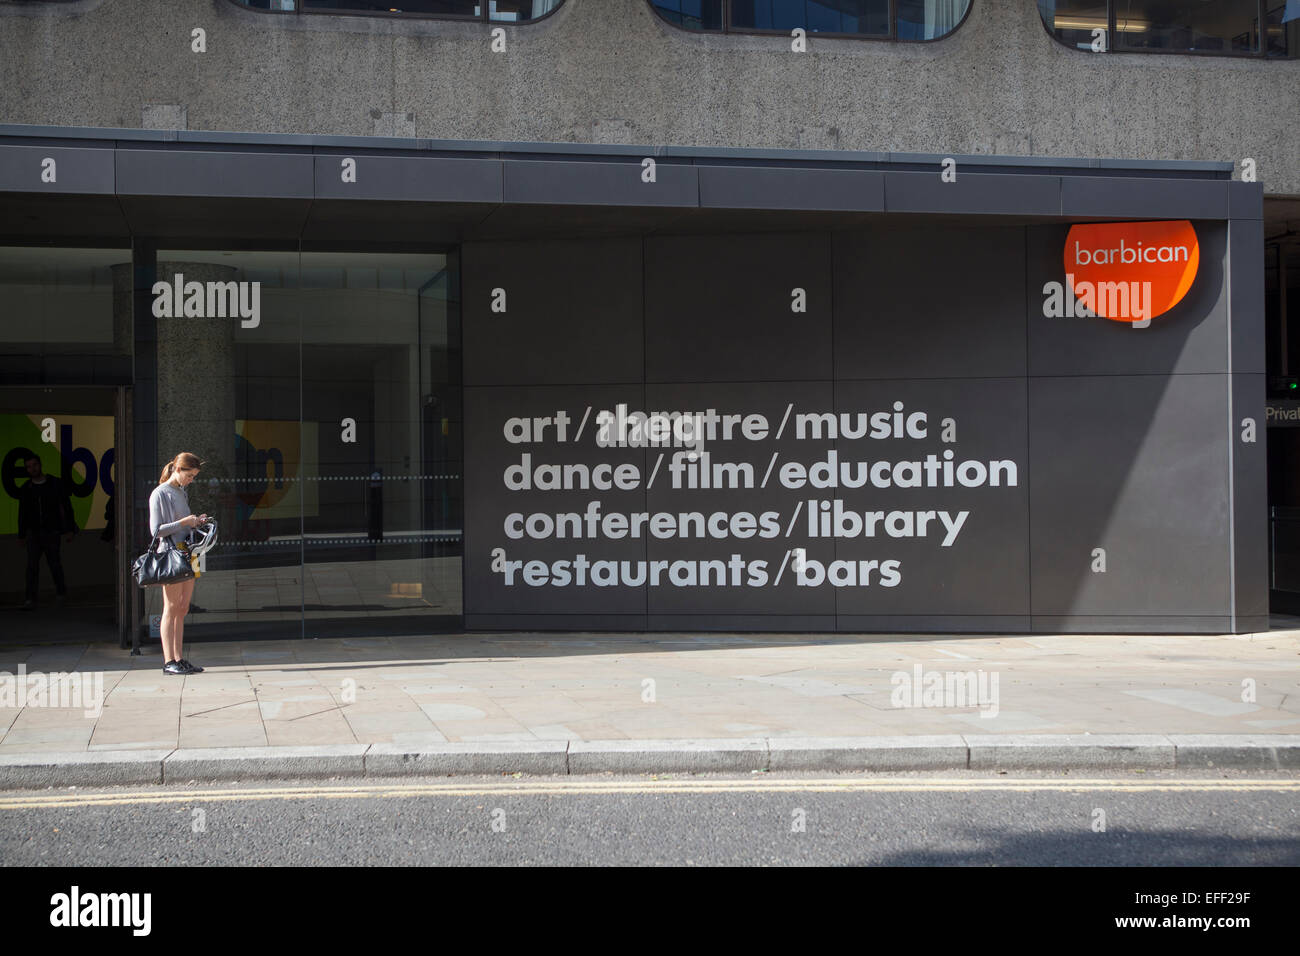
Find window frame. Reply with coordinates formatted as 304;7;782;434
646;0;974;43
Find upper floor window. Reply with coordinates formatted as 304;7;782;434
1037;0;1299;56
232;0;563;20
649;0;971;40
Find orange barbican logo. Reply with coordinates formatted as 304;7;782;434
1042;220;1200;327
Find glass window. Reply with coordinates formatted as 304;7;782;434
485;0;564;21
0;246;131;361
303;1;478;13
299;251;461;636
1038;0;1298;55
1116;0;1258;53
651;0;725;29
1037;0;1109;50
731;0;888;34
651;0;967;39
896;0;969;39
146;248;462;640
1266;0;1300;54
232;0;564;18
149;249;302;638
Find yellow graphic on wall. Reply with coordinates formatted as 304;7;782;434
2;415;321;534
0;414;114;535
234;419;318;520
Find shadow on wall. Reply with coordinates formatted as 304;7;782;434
1023;220;1239;631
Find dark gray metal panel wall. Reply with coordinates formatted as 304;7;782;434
832;377;1031;619
1025;222;1229;376
644;233;833;383
1232;371;1268;630
697;166;883;212
0;135;1247;240
1060;178;1230;220
1229;207;1269;629
0;145;114;194
1024;218;1248;633
884;172;1059;217
115;150;313;199
462;238;644;386
312;154;501;204
1229;219;1266;375
502;160;697;207
834;226;1027;380
1026;374;1232;619
463;219;1257;634
462;384;650;621
642;380;837;618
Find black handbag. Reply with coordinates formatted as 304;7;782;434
132;534;196;587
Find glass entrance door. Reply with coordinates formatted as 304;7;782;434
0;386;119;643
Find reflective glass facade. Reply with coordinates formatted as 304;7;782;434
0;248;129;631
0;246;131;380
141;248;462;640
0;244;463;642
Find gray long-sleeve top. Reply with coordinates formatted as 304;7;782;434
148;480;190;551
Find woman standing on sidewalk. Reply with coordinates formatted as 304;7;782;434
149;452;208;676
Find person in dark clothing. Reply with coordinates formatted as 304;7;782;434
100;493;115;544
16;456;77;608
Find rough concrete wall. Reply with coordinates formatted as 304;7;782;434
1;0;1296;193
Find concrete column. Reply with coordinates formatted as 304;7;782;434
153;261;237;520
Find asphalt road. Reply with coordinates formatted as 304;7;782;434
1;770;1297;867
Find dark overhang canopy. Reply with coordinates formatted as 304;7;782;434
0;124;1255;247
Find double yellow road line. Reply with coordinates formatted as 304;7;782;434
1;776;1297;809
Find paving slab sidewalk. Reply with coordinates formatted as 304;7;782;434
0;629;1297;785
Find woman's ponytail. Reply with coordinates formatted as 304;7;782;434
159;452;202;484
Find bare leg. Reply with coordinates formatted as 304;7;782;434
173;578;195;662
160;582;182;662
